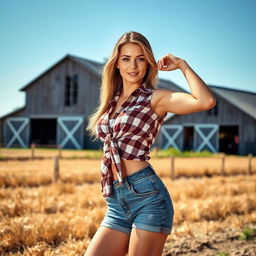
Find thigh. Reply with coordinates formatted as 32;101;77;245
84;226;130;256
128;228;168;256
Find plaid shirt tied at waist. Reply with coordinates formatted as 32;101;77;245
96;82;167;197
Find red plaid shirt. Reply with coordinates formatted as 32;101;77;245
96;82;167;197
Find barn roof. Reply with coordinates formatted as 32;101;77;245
19;54;103;91
0;106;26;120
209;84;256;120
68;54;103;76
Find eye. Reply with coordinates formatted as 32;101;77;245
122;57;129;62
138;57;145;62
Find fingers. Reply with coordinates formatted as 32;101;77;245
156;53;180;71
157;53;172;66
156;57;168;69
156;63;169;71
156;60;161;70
156;52;183;71
157;66;170;71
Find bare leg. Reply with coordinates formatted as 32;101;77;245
84;226;130;256
127;228;168;256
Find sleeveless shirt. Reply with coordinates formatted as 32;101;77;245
96;82;167;197
109;119;115;128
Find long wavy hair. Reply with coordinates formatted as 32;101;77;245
86;31;159;141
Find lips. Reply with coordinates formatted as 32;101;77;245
128;72;139;76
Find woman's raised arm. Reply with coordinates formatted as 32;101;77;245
155;53;216;115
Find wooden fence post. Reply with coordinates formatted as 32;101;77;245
220;153;225;176
53;156;60;182
170;156;175;180
58;145;62;158
247;153;252;175
31;143;35;159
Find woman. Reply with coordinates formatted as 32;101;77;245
85;31;216;256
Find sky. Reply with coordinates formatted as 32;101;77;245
0;0;255;118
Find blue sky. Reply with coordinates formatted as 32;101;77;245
0;0;255;117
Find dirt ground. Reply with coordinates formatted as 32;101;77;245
163;225;256;256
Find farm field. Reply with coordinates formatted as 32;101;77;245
0;153;256;255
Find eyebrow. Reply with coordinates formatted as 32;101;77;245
121;54;144;57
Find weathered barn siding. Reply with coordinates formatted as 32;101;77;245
25;60;100;116
240;115;256;154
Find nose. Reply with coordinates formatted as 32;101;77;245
131;59;138;69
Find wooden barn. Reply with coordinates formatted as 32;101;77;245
0;54;255;155
0;54;185;151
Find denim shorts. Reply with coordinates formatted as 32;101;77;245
100;164;174;235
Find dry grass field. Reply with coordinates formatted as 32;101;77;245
0;149;256;255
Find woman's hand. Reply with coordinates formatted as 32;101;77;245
156;53;184;71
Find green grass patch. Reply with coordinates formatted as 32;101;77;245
238;225;256;241
152;147;214;158
216;252;229;256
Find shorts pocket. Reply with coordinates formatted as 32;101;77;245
131;176;159;196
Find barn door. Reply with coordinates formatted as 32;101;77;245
162;125;183;151
194;124;219;152
5;117;29;148
57;117;84;149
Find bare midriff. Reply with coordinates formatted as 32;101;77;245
112;159;150;181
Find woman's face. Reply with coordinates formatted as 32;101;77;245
117;43;148;87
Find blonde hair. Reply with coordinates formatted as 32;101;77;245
86;31;159;141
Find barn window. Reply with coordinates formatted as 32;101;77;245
72;74;78;104
65;74;79;106
65;76;71;106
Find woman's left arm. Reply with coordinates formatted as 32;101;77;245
155;53;216;115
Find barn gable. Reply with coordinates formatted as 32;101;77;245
19;54;103;92
17;55;102;118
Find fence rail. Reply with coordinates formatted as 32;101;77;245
168;153;253;179
0;143;255;183
0;143;78;159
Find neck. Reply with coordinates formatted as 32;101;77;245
120;82;142;98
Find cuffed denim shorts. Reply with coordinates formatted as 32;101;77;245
100;164;174;235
